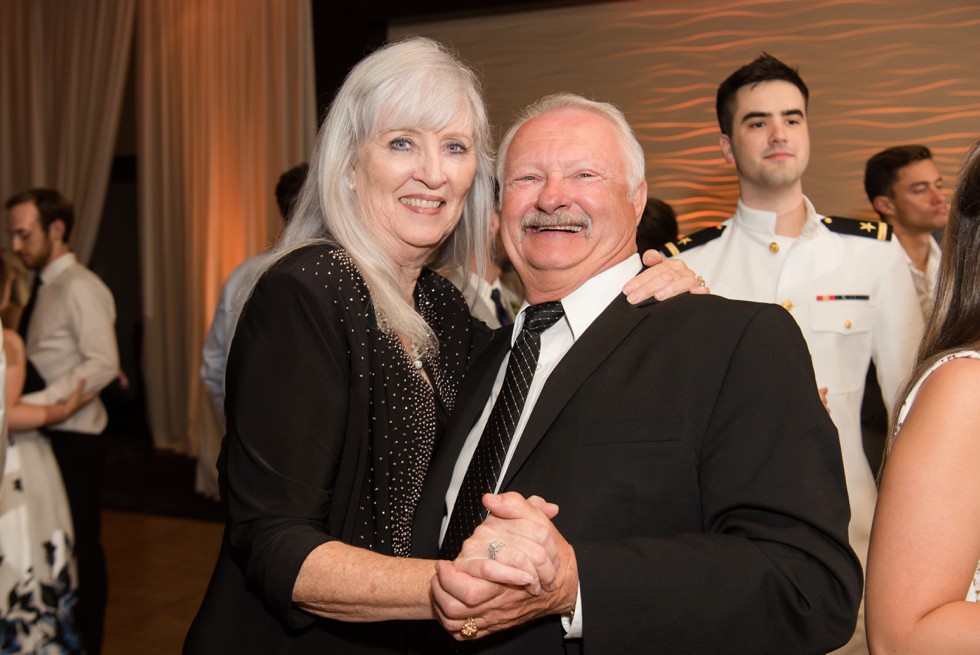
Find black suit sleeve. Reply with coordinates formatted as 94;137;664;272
575;304;862;653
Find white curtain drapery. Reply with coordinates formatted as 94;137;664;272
0;0;136;263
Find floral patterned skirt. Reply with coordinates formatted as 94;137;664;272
0;431;80;653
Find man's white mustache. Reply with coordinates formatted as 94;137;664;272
518;210;593;242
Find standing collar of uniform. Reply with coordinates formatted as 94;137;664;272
734;196;822;238
511;253;641;343
39;251;77;284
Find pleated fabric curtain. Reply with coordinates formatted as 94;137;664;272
0;0;136;264
136;0;316;495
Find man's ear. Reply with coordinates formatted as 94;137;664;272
48;219;67;243
719;135;735;165
872;195;895;221
632;179;648;227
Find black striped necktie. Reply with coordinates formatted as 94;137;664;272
439;301;564;559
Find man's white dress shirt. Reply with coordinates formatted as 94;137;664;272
21;253;118;434
443;268;523;329
900;236;941;321
441;253;642;638
200;256;263;422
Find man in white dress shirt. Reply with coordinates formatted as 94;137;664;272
5;188;119;654
198;164;307;499
664;54;923;654
200;164;307;424
864;144;947;320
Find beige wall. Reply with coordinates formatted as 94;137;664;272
392;0;980;232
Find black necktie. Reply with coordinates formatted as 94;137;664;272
440;301;565;559
18;274;42;339
490;287;513;327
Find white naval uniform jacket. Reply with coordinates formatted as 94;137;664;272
668;197;923;573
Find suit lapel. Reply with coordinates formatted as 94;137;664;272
500;294;649;490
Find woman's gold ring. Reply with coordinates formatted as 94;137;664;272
461;617;478;638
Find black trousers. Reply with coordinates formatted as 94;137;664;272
47;429;108;655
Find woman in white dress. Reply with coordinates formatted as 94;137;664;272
0;250;94;653
866;140;980;653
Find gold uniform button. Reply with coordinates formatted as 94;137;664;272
780;299;794;311
769;242;779;254
844;320;852;329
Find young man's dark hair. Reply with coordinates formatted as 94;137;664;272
4;187;75;239
715;53;809;137
863;145;934;220
636;197;678;254
274;163;309;224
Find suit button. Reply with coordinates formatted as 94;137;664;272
780;299;794;311
769;242;780;254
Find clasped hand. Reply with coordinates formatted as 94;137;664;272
432;492;578;640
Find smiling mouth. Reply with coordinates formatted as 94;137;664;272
530;225;583;233
401;197;443;209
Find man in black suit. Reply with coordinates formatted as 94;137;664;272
412;93;862;653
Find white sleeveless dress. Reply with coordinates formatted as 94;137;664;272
0;430;81;652
889;349;980;602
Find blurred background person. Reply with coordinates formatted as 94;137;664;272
864;144;948;320
4;188;119;655
0;252;28;330
636;196;679;255
200;163;308;426
866;140;980;653
197;163;308;499
441;181;523;328
0;248;96;653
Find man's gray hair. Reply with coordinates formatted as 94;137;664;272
496;93;647;203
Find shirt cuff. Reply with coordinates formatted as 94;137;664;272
560;582;583;639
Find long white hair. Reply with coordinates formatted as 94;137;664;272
241;37;494;356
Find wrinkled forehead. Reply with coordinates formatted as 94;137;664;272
506;109;624;170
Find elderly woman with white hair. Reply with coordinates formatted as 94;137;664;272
185;37;699;653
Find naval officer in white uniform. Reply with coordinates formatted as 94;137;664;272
666;54;923;654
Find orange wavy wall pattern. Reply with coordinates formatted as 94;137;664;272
392;0;980;234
